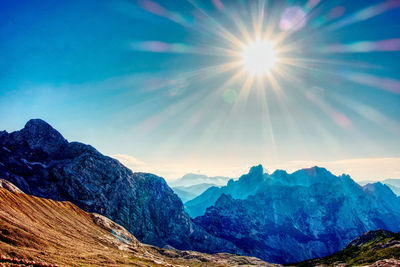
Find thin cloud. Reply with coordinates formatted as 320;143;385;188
111;154;400;182
111;154;147;169
271;157;400;181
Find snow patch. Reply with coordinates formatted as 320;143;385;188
28;161;48;168
21;158;47;168
21;158;32;170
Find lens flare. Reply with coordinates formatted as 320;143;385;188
116;0;400;161
279;6;307;31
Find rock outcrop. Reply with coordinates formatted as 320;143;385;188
0;178;23;193
0;119;237;254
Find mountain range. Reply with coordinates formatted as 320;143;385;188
191;165;400;263
168;174;232;202
2;178;399;266
0;119;237;254
1;119;399;265
168;173;231;187
2;178;398;266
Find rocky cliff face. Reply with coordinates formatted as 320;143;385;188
0;119;237;253
193;166;400;264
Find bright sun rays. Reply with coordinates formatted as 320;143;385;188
123;0;400;163
240;39;278;76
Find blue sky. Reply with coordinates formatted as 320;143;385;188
0;0;399;180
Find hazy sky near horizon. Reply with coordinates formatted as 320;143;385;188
0;0;399;180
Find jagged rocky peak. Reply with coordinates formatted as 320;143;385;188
4;118;68;157
226;178;235;186
23;119;67;143
238;164;265;184
249;164;264;175
193;163;400;263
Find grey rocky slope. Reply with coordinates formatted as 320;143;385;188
193;165;400;264
0;119;238;253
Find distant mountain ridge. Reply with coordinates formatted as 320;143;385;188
193;165;400;263
386;184;400;196
172;183;217;202
169;173;231;187
0;119;238;254
359;178;400;196
169;173;232;203
172;186;198;202
382;178;400;187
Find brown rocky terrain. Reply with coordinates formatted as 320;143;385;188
0;182;275;267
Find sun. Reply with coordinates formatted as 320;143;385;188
240;39;277;75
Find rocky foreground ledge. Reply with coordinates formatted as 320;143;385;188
0;180;275;267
